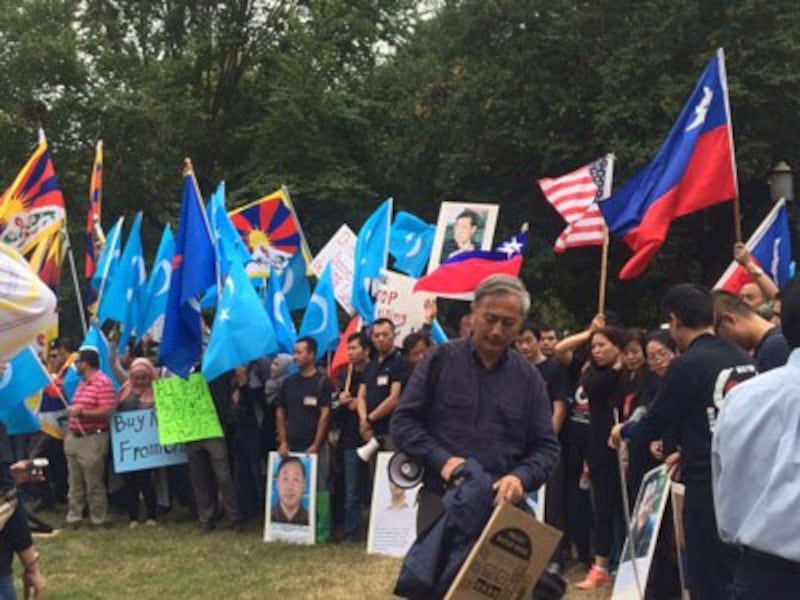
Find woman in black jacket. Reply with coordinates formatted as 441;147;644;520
575;326;626;591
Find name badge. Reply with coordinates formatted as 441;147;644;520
377;375;389;387
303;396;318;407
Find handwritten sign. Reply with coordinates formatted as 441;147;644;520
153;374;223;445
111;408;187;473
310;224;356;313
375;271;431;344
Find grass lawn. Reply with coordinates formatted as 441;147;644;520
24;507;610;599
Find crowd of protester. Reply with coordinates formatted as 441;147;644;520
2;243;799;599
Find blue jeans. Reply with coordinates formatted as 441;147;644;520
0;573;16;599
342;449;365;540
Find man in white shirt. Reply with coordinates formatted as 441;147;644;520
713;278;800;599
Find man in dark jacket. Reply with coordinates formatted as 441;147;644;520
392;275;560;533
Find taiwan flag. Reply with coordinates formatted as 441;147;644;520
600;49;737;279
714;199;793;293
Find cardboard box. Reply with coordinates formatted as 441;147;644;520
445;502;562;600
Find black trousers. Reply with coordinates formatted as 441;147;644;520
123;469;157;521
588;450;623;559
683;489;738;600
731;547;800;600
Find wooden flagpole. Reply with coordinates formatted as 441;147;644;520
598;225;610;315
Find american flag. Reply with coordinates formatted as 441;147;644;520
538;154;615;252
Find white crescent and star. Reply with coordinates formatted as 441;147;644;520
274;293;289;326
154;259;172;296
405;236;423;258
225;276;235;297
0;363;13;390
281;268;294;296
308;295;329;335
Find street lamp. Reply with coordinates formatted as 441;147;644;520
768;161;794;203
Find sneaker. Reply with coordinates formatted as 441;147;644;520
129;521;139;529
145;519;157;527
575;565;611;590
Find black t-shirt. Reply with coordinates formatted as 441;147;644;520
534;357;569;406
634;334;756;498
336;369;365;449
364;349;411;436
277;371;333;451
755;327;790;372
581;365;623;464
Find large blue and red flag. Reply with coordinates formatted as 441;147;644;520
414;227;527;299
600;49;737;279
85;140;104;309
714;199;793;293
160;162;217;378
228;187;311;277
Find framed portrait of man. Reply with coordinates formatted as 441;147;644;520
264;452;317;545
428;202;499;273
613;465;670;600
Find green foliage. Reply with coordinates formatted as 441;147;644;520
0;0;797;334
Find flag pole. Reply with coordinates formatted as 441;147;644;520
32;349;86;436
281;185;314;273
614;409;644;600
598;225;610;315
62;227;88;335
717;47;742;242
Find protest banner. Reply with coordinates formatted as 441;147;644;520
111;408;187;473
264;451;316;545
445;502;562;600
428;201;499;273
367;452;420;558
612;465;671;600
374;271;432;345
153;373;223;445
310;224;356;313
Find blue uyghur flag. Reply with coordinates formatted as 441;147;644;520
91;216;124;300
80;325;120;391
160;168;217;378
207;182;252;271
282;250;310;311
202;260;278;382
100;213;147;351
431;319;448;344
138;225;174;338
389;211;435;278
62;365;80;401
351;198;392;323
299;263;340;354
266;266;297;353
0;401;41;435
0;347;50;405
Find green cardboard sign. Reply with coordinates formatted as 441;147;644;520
154;373;223;445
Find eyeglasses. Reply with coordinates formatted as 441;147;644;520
646;350;673;362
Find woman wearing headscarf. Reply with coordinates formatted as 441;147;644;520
264;355;293;454
115;358;160;527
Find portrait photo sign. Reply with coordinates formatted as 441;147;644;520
428;201;499;273
264;451;317;545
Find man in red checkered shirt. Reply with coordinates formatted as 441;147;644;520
64;347;115;527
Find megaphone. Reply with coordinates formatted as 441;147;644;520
387;451;425;489
356;437;381;462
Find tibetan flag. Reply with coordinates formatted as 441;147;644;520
539;155;614;252
389;211;435;278
600;49;737;279
202;259;278;382
714;199;793;293
352;199;392;322
228;187;311;277
299;263;340;355
160;164;217;378
0;132;66;256
414;228;527;299
85;140;104;308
